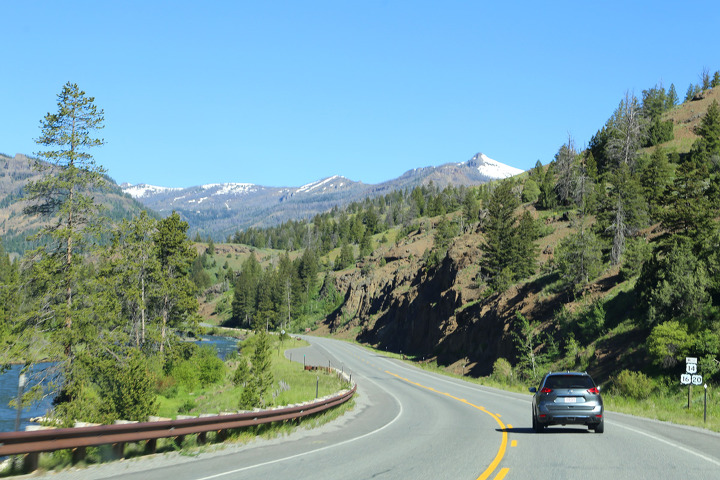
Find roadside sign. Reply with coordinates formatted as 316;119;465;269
692;375;703;385
686;357;698;364
687;363;698;374
681;374;691;385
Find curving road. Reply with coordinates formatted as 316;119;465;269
34;336;720;480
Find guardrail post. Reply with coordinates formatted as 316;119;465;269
216;429;228;442
174;435;185;448
72;446;86;464
23;453;39;473
111;442;125;460
145;439;157;454
197;432;207;445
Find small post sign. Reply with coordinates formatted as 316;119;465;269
682;357;702;409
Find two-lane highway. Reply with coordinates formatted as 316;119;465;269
33;336;720;479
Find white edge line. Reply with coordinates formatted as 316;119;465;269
608;421;720;466
195;351;405;480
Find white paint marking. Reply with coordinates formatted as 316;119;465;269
195;351;404;480
610;421;720;467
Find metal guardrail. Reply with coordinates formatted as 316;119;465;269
0;372;355;464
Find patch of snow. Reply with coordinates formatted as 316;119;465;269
122;184;182;199
197;197;208;204
297;175;341;194
215;183;256;195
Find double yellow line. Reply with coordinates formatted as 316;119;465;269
386;371;510;480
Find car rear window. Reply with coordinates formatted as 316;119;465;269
544;375;594;389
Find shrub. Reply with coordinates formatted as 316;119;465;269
492;358;513;382
611;370;655;399
178;399;196;414
170;360;200;391
647;321;691;369
233;359;250;386
195;346;226;386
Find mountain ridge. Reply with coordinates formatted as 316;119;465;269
121;153;523;239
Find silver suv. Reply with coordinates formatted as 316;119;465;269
529;372;604;433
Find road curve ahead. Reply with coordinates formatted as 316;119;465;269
33;336;720;480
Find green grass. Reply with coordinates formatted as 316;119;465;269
157;335;348;418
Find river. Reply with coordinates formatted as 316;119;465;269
0;336;239;434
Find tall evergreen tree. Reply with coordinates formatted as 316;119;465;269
666;83;678;109
481;180;521;290
606;92;647;169
555;226;604;295
153;212;198;352
23;82;106;353
232;254;262;326
696;99;720;156
554;137;578;205
538;162;558;209
639;148;673;222
102;212;159;347
599;162;648;265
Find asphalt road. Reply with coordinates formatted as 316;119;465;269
29;336;720;480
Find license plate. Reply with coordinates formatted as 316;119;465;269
563;397;577;403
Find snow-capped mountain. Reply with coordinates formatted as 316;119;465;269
121;153;523;239
466;153;525;179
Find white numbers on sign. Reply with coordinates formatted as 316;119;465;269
692;375;703;385
687;363;698;374
681;374;691;385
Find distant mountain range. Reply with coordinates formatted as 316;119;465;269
121;153;524;239
0;151;522;249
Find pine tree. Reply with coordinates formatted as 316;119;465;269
606;92;647;169
153;212;198;352
661;157;714;250
232;254;261;326
685;84;694;102
666;83;678;109
555;226;604;295
101;211;159;347
639;147;673;221
599;162;648;265
481;180;520;291
554;137;578;205
538;162;558;209
335;242;355;271
23;82;106;352
696;99;720;156
240;330;274;408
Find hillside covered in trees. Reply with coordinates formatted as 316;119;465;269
209;71;720;390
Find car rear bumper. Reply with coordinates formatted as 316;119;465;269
536;404;603;426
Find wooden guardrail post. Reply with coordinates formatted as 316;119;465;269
145;438;157;454
111;443;125;460
72;446;86;464
23;453;39;473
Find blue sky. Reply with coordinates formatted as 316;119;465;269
2;1;719;188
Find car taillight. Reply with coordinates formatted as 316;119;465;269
587;387;599;394
540;387;553;394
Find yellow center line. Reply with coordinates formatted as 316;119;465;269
385;371;509;480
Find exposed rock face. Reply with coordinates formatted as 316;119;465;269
325;230;520;376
